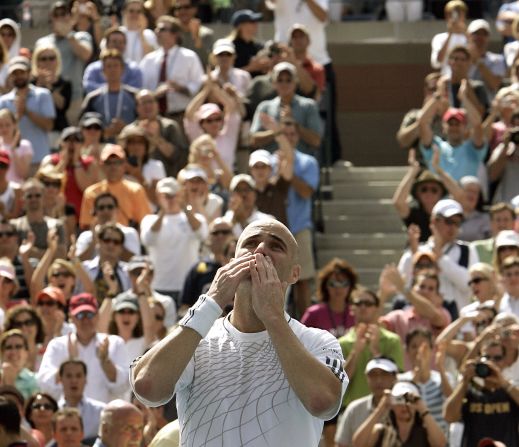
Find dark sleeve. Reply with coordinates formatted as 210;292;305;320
59;79;72;112
273;177;290;196
180;265;199;307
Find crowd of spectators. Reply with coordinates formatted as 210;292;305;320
4;0;519;447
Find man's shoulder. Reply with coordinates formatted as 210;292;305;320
83;396;107;410
346;394;373;413
178;45;201;60
293;94;317;107
380;326;402;341
121;178;146;193
84;180;107;196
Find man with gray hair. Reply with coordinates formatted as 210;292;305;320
93;399;143;447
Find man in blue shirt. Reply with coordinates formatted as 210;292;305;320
83;27;143;95
0;57;55;164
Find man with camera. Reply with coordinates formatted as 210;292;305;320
488;127;519;204
444;340;519;447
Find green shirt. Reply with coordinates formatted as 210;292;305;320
16;368;39;401
339;326;404;408
471;237;494;265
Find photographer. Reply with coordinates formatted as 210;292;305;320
488;126;519;204
352;380;446;447
444;340;519;446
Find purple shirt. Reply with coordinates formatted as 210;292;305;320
301;303;355;338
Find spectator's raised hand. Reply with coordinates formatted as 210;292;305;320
47;228;59;253
407;224;421;253
19;231;35;258
408;148;420;169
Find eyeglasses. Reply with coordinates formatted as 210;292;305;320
3;343;24;351
96;204;115;212
154;314;164;321
211;229;232;236
203;116;223;124
51;270;73;279
117;309;137;315
24;193;42;199
31;403;54;411
38;55;56;62
418;186;441;194
75;311;96;320
12;318;36;328
101;237;123;246
327;279;350;288
37;300;58;307
468;277;488;286
352;300;376;308
0;231;15;238
84;125;102;131
42;180;61;189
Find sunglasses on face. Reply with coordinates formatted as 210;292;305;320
155;314;164;321
42;180;61;189
211;229;232;236
327;279;350;288
75;311;96;320
84;125;102;131
37;300;58;307
24;193;42;200
0;231;15;238
3;343;25;351
12;318;35;328
51;271;73;279
418;186;441;194
96;204;115;212
101;237;123;246
352;300;376;308
38;55;56;62
117;309;137;315
468;277;488;286
203;116;223;124
31;403;54;411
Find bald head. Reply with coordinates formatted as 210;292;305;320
100;400;143;447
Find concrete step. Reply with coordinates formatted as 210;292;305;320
323;215;405;234
332;181;399;200
329;165;408;184
315;232;407;250
316;249;401;270
319;199;398;217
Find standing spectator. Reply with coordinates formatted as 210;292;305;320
209;39;251;98
93;400;144;447
498;256;519;317
457;175;491;242
140;16;204;122
79;144;151;229
0;57;55;165
0;108;33;185
488;128;519;204
37;293;129;403
172;0;215;68
140;177;208;305
57;359;105;443
35;1;93;124
0;19;21;60
80;49;137;143
120;0;158;64
83;26;143;95
79;112;104;164
250;62;322;156
124;89;188;178
25;392;59;446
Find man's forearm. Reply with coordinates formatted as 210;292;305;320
25;110;53;131
443;380;468;422
250;130;276;148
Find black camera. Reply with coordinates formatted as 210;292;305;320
509;127;519;145
475;361;491;378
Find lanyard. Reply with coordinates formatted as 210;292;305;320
326;304;349;338
103;87;124;122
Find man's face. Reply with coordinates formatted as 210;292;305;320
158;191;180;213
448;50;471;77
233;181;256;212
95;198;117;224
54;415;84;447
11;69;29;89
103;58;124;84
173;0;196;24
23;186;43;213
51;7;70;27
491;210;515;235
107;33;127;54
366;369;396;399
98;229;123;259
0;223;17;252
281;124;299;147
502;265;519;295
103;156;126;182
274;71;296;97
136;94;158;119
71;311;98;340
443;118;466;144
60;364;86;400
470;29;489;52
155;22;177;48
208;220;233;254
351;291;378;324
104;409;144;447
289;30;309;53
432;215;462;243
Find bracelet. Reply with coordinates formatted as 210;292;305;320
420;410;430;419
178;295;222;338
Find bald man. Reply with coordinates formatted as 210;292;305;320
131;218;348;446
93;399;143;447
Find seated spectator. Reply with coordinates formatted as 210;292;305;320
0;57;55;165
79;112;104;165
223;174;272;238
93;399;144;447
0;329;38;400
79;144;151;230
458;176;491;242
398;199;477;316
11;178;66;260
482;87;519;152
444;340;519;447
430;0;468;75
302;257;357;338
34;286;74;347
209;39;251;97
419;85;487;182
184;78;242;170
172;0;215;68
3;305;44;372
124;89;188;178
118;126;166;208
0;108;33;184
488;127;519;204
83;26;143;95
471;203;516;264
493;231;519;275
177;164;223;223
499;256;519;317
0;396;26;447
120;0;158;63
352;380;447;447
0;19;20;61
130;393;169;446
340;289;404;410
56;359;105;442
140;177;208;305
80;49;138;143
0;151;22;220
75;192;140;262
52;407;86;447
30;44;72;139
335;357;398;447
250;61;322;156
25;392;59;446
496;1;519;44
37;293;129;403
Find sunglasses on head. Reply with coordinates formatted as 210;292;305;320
352;299;376;308
468;277;488;286
51;270;73;279
75;311;96;320
327;279;350;288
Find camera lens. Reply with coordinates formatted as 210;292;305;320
475;362;491;378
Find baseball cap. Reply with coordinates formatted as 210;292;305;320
0;262;15;281
510;194;519;210
249;149;272;167
432;198;464;218
0;150;10;166
495;230;519;248
442;108;467;124
365;357;399;375
156;177;180;195
231;9;262;27
8;56;30;75
79;112;103;128
183;165;208;182
468;19;491;34
51;1;68;13
391;381;421;399
460;175;481;188
197;103;222;122
289;23;310;37
69;293;98;316
100;144;126;162
272;62;297;82
230;174;255;192
36;286;66;307
128;255;150;272
60;126;83;142
213;39;235;55
113;295;139;312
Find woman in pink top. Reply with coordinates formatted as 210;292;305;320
301;257;357;338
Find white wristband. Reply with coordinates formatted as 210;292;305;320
179;295;222;338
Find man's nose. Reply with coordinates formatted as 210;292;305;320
254;242;267;255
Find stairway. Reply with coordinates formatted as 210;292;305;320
315;164;409;290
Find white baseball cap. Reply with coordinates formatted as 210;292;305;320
365;358;399;375
432;198;463;218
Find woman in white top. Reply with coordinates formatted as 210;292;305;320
121;0;158;63
209;39;251;98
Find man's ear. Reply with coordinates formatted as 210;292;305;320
288;264;301;285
